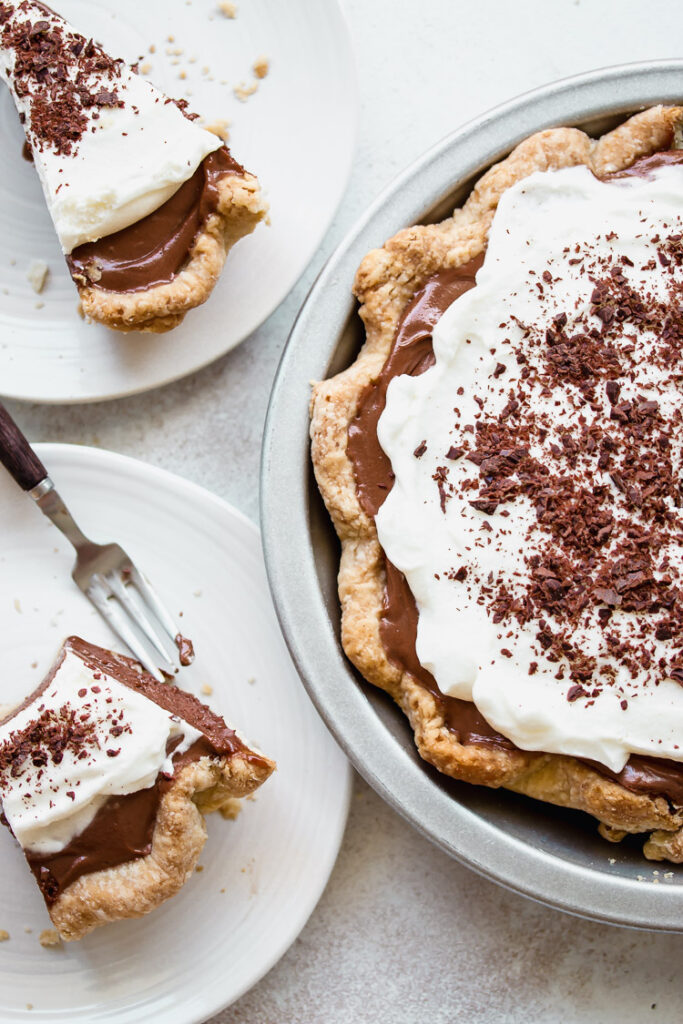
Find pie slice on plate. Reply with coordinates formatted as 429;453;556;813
0;0;267;332
0;636;275;940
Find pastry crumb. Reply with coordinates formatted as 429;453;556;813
247;676;256;685
27;259;49;294
234;80;258;102
149;44;156;53
201;683;213;696
13;598;22;613
0;930;9;942
219;797;242;820
218;0;237;15
140;62;152;74
39;928;61;948
253;56;269;79
195;865;204;873
203;119;230;142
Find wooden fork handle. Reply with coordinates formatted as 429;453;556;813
0;402;48;491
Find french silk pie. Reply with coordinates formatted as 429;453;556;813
311;105;683;862
0;0;267;333
0;637;274;940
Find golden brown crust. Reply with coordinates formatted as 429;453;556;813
76;170;267;334
311;105;683;861
49;750;275;941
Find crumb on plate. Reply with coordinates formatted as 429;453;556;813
219;797;242;820
27;259;49;294
234;81;258;102
203;119;230;142
253;56;269;79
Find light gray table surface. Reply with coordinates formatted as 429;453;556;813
7;1;683;1020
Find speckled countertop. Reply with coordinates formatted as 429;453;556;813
8;1;683;1020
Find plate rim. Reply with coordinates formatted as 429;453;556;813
260;59;683;932
2;441;352;1023
1;0;359;406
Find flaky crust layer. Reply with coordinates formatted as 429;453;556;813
311;105;683;862
49;750;274;941
76;170;267;334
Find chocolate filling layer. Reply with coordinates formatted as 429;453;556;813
7;637;268;903
67;146;244;293
346;152;683;806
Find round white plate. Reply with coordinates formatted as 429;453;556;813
0;444;351;1023
0;0;357;403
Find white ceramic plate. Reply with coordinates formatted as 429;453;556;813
0;0;357;403
0;444;351;1022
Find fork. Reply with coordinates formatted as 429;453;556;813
0;402;180;682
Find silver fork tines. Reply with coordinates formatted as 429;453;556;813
32;478;179;682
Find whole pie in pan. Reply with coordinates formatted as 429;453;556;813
0;0;267;333
311;105;683;862
0;636;275;940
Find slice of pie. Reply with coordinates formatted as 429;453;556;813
311;104;683;862
0;0;267;332
0;636;275;940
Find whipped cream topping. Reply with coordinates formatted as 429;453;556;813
0;649;201;854
376;160;683;773
0;0;222;252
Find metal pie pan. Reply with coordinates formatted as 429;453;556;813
261;61;683;930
